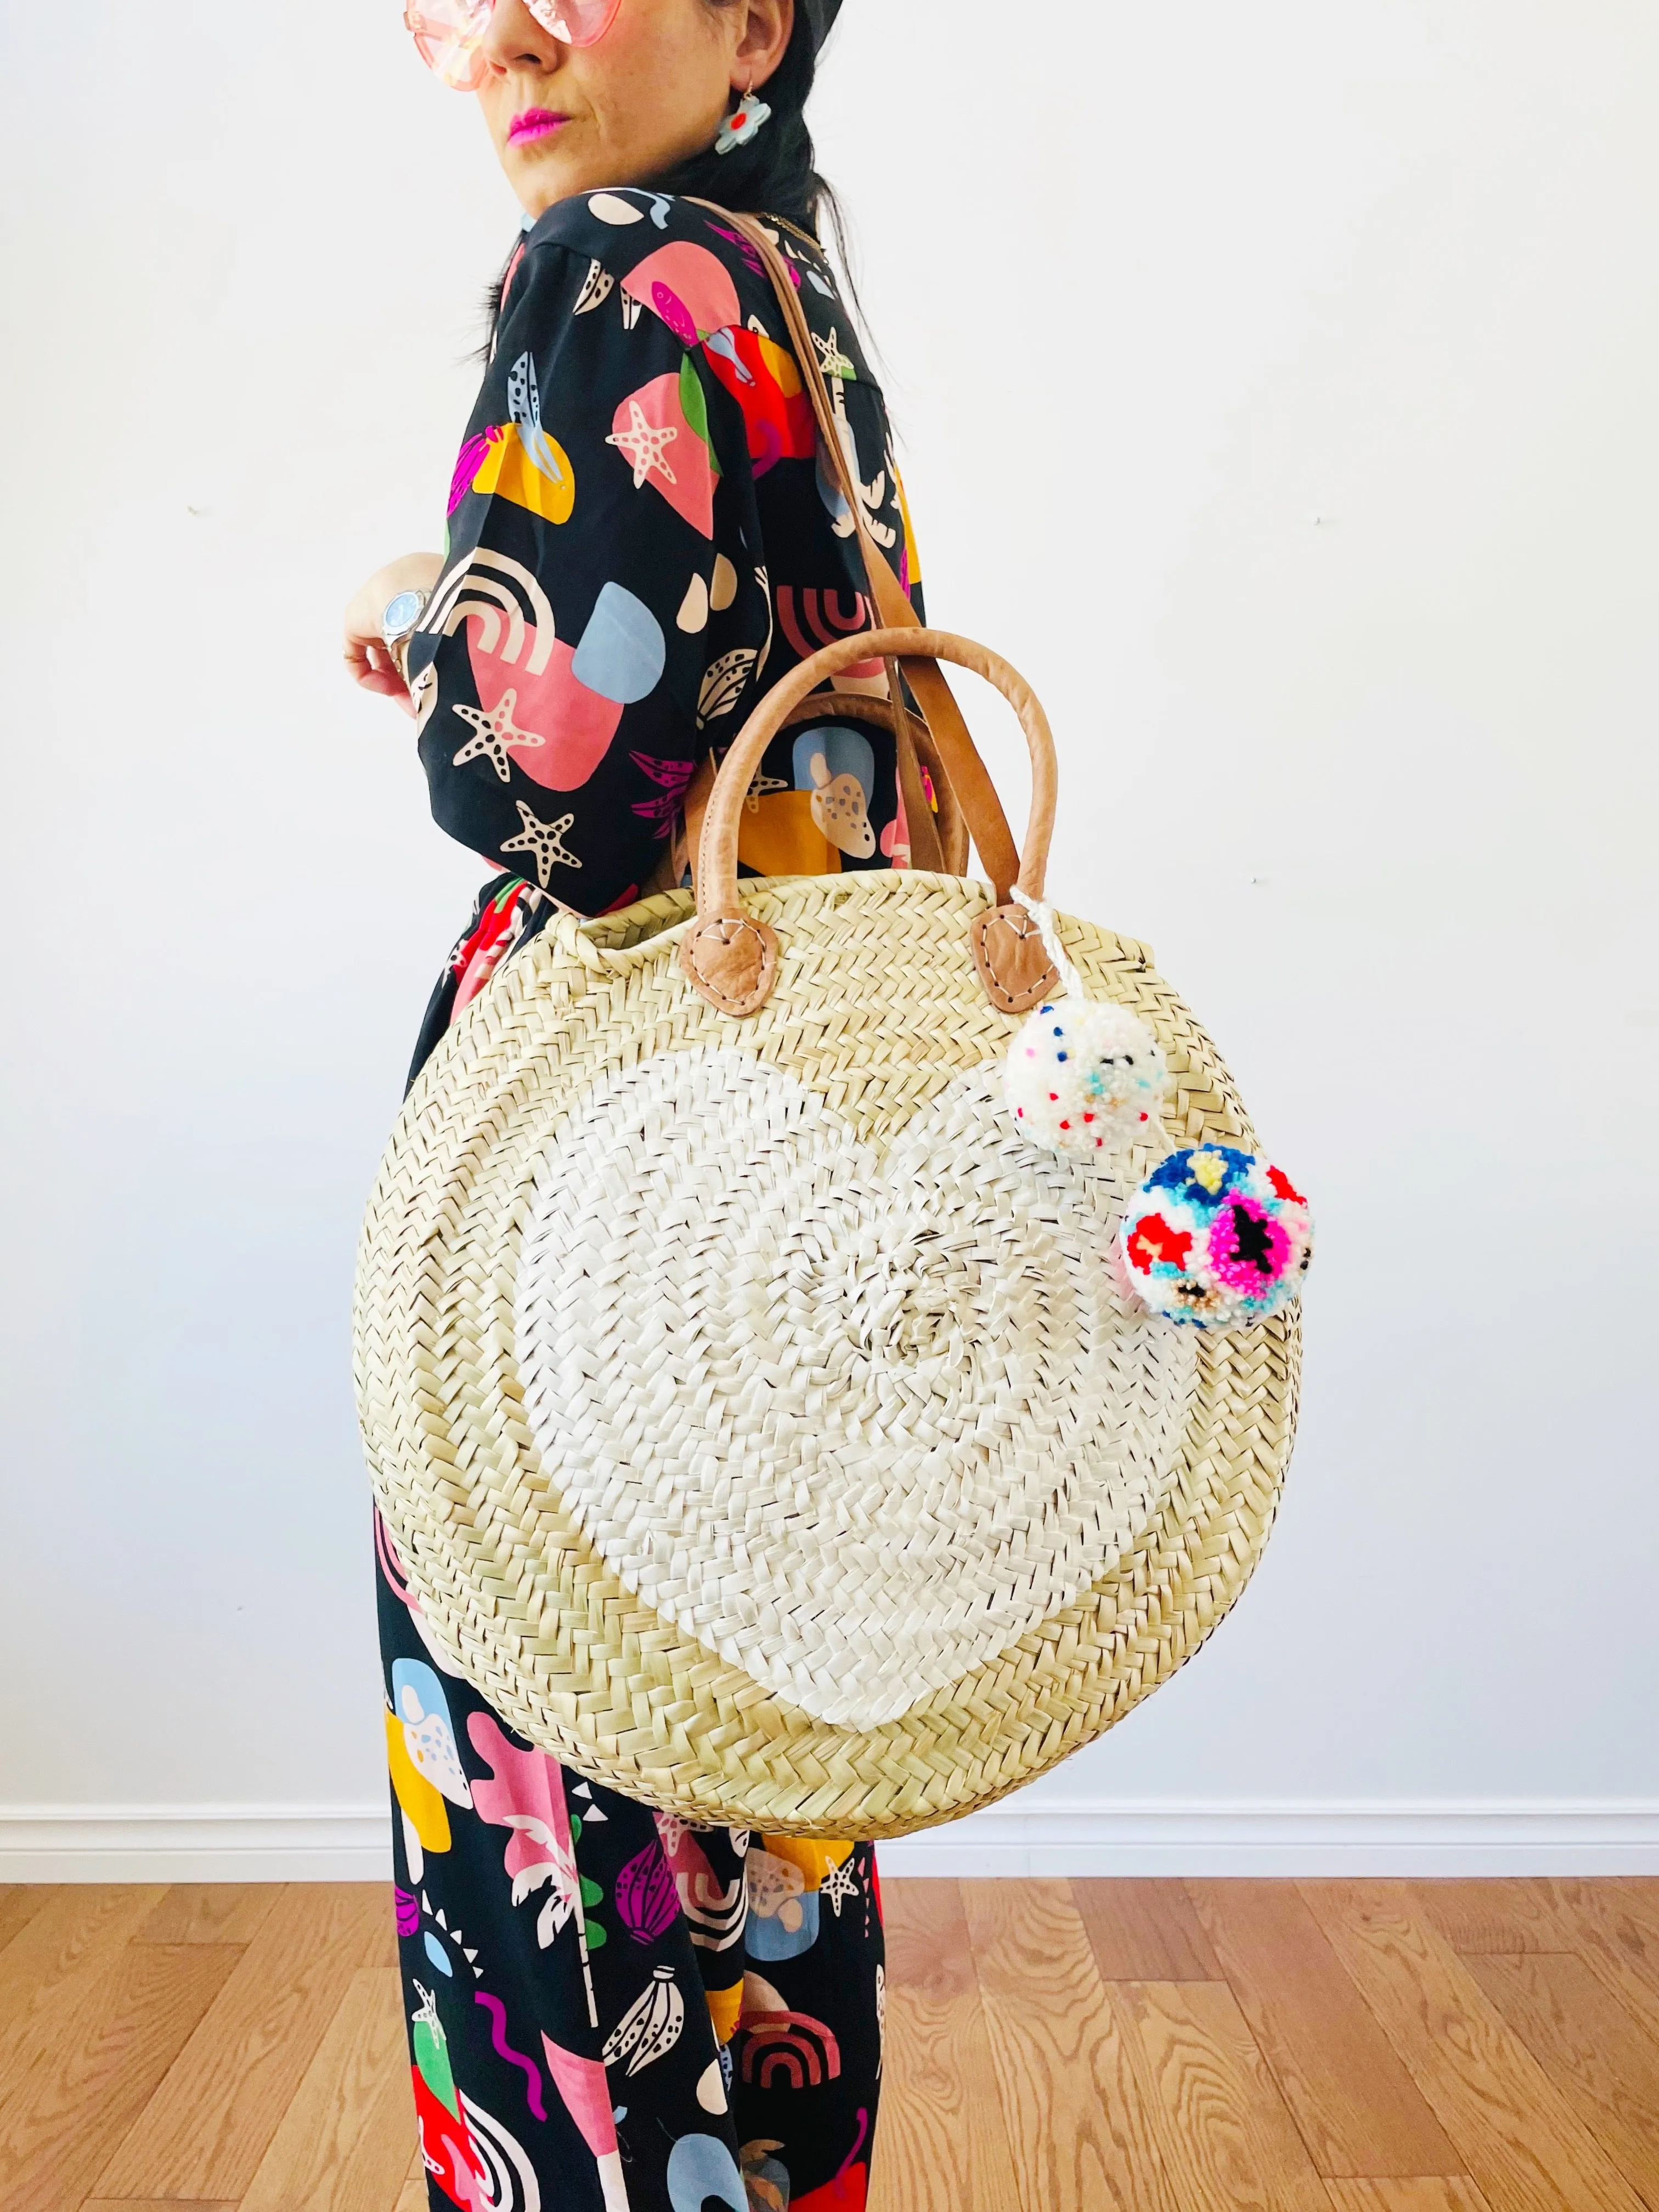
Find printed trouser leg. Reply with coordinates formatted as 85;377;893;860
376;1513;884;2211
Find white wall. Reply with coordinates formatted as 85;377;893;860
3;0;1655;1877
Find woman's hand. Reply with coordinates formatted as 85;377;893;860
343;552;446;715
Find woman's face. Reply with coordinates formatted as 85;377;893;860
476;0;792;218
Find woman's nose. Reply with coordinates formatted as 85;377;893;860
479;0;558;67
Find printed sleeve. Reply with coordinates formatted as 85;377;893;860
408;236;772;917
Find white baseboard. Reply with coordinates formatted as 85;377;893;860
876;1800;1659;1878
0;1807;396;1884
3;1799;1657;1882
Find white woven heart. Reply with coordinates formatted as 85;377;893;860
516;1047;1197;1728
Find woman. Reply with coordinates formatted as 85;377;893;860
343;4;927;2206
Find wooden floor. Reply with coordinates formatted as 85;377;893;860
1;1880;1657;2211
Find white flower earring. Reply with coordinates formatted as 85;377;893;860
716;78;773;154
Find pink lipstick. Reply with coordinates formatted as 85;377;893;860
509;109;568;145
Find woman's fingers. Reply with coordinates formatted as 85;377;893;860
346;635;414;704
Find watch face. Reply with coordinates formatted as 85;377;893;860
382;589;427;639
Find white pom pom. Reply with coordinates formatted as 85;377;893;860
1004;994;1167;1154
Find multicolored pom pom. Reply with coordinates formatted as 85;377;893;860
1117;1146;1313;1328
1005;996;1167;1155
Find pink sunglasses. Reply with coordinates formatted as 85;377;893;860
404;0;624;89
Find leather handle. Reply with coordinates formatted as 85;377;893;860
687;201;1020;900
680;626;1060;1018
693;623;1056;917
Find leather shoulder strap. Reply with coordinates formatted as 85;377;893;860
686;200;1021;901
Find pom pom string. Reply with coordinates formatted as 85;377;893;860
1009;885;1085;1000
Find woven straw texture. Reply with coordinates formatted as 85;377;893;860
354;868;1300;1838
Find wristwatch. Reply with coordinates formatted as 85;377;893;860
381;588;430;681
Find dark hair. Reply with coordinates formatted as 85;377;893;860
482;2;861;351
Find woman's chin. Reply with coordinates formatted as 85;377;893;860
503;133;611;217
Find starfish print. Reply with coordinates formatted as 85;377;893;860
821;1854;860;1918
500;799;581;887
607;400;678;488
744;771;788;815
451;690;545;782
812;325;855;382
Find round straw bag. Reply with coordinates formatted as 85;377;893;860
354;609;1301;1839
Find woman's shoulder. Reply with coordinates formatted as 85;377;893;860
519;191;878;389
524;185;817;278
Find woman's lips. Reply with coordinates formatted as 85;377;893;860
509;109;568;144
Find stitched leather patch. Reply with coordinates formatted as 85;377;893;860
970;906;1062;1014
680;915;781;1016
